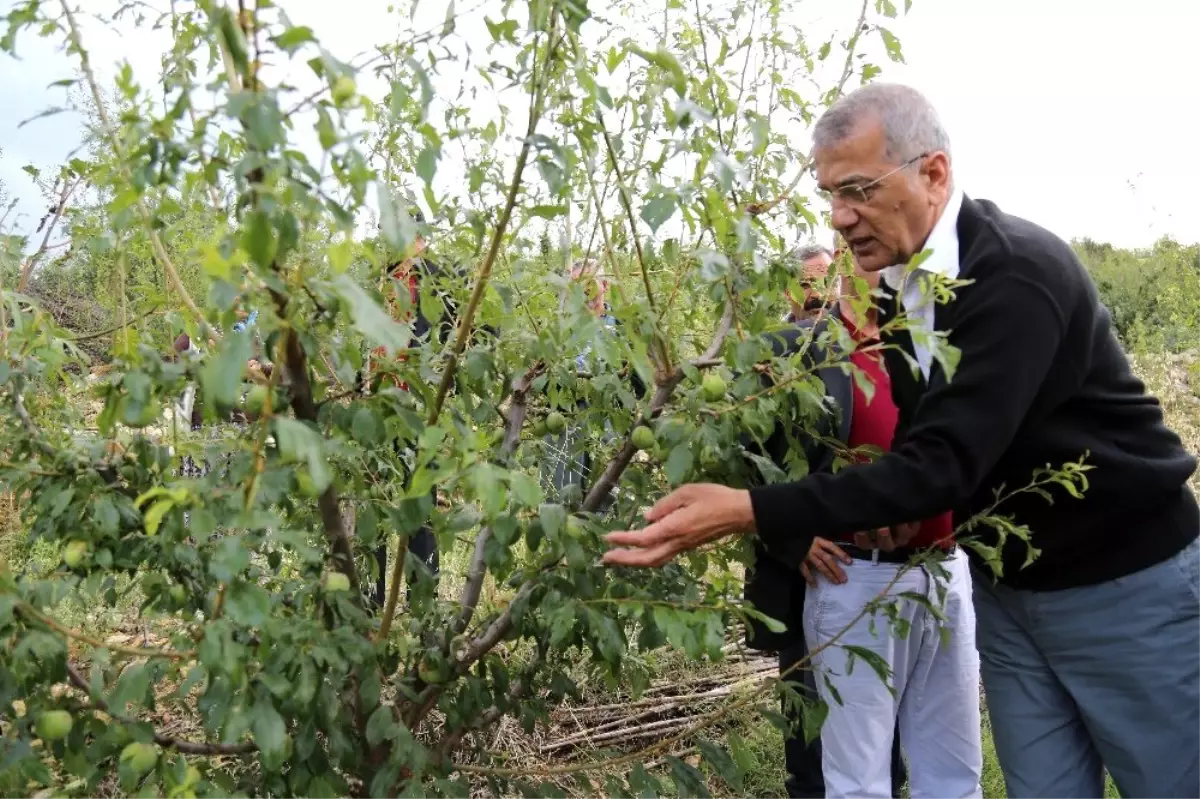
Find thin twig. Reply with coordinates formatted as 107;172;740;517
744;0;869;218
16;600;193;660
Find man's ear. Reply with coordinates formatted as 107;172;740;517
923;151;951;196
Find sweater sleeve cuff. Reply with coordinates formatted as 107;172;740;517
749;483;814;568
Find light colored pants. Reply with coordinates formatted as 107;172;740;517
973;536;1200;798
804;548;983;799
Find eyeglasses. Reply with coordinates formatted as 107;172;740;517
815;152;929;208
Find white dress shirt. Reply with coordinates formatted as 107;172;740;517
880;187;965;380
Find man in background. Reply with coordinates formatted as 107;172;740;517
783;243;836;323
367;210;452;608
745;246;910;799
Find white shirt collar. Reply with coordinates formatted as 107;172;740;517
881;185;964;289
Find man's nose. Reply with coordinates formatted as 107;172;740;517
830;199;859;232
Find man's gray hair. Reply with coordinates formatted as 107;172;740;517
813;83;951;163
789;242;834;263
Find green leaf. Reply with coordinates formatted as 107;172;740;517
365;705;397;746
697;738;742;791
630;45;686;97
539;504;566;540
878;27;904;62
351;407;380;444
509;471;543;509
202;330;251;409
109;662;150;715
225;582;271;627
273;418;332;493
640;194;677;233
664;445;694;485
605;46;626;74
241;210;277;269
331;273;411;354
252;702;287;760
416;145;439;186
441;0;456;37
528;204;567;219
376;184;418;254
142;499;173;537
471;464;505;517
664;756;709;798
484;18;519;44
273;25;315;55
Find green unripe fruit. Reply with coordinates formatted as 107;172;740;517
35;710;73;741
652;444;669;462
630;425;656;451
531;420;548;438
565;515;585;537
324;572;351;593
701;373;727;401
169;585;186;605
63;540;91;569
545;411;567;435
331;76;357;105
184;766;201;786
120;742;158;775
417;651;451;684
245;385;270;415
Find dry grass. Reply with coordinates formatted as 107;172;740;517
1133;350;1200;493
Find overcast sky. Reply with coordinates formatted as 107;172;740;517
0;0;1195;250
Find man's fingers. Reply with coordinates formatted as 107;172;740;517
644;487;693;522
604;520;672;549
800;562;816;587
826;540;852;565
892;521;920;545
601;541;678;567
813;550;847;584
874;528;895;552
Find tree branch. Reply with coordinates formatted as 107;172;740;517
18;175;81;292
454;364;543;635
423;29;560;428
16;600;193;660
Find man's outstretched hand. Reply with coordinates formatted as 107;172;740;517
602;484;755;567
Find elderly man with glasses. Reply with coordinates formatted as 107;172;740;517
603;83;1199;799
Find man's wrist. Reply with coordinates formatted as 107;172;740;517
729;488;757;534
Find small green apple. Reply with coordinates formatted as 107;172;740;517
545;411;567;435
35;710;73;741
701;373;727;401
120;742;158;775
630;425;656;450
63;540;91;569
331;76;357;105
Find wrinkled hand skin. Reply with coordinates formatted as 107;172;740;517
602;483;755;567
802;536;852;586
